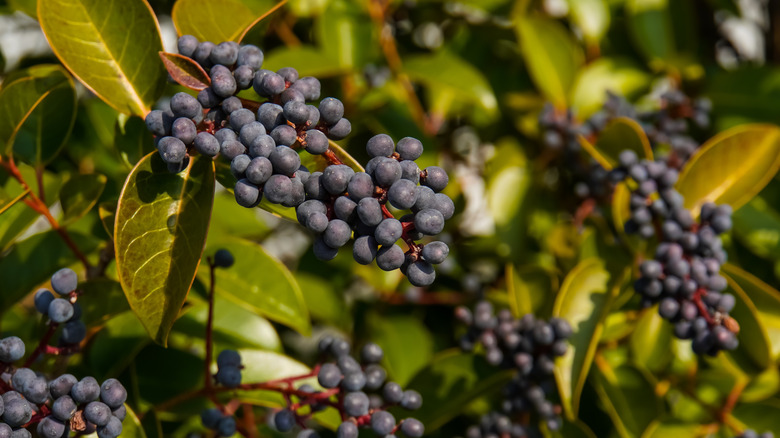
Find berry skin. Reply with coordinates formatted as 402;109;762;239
100;378;127;409
422;166;449;192
401;390;423;410
318;363;342;388
213;249;235;268
170;92;202;119
274;409;296;432
61;320;87;344
71;376;101;404
2;398;31;427
401;418;425;437
336;421;359;438
343;392;370;417
36;417;66;438
97;416;123;438
177;35;199;57
234;179;261;208
383;382;403;404
370;410;396;435
421;241;449;264
216;366;242;388
0;337;25;363
48;298;74;323
51;268;78;295
201;407;223;429
34;289;55;315
49;374;77;399
361;342;384;364
396;137;424;160
84;401;112;426
406;261;436;287
217;417;236;437
366;134;395;158
51;395;77;421
319;97;345;125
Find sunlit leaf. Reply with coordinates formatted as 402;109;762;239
570;58;651;119
676;124;780;217
172;0;256;43
553;258;613;418
630;306;673;373
595;117;653;165
723;264;780;360
722;269;772;373
38;0;166;116
115;152;215;346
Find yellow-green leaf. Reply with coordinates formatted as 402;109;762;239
172;0;256;43
676;124;780;217
567;0;610;43
553;258;613;418
0;65;76;161
38;0;166;116
629;306;673;373
595;117;653;165
722;269;772;373
198;239;311;336
570;57;651;119
59;173;107;227
115;152;215;346
515;16;584;107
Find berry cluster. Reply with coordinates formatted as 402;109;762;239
0;360;126;437
735;430;774;438
33;268;86;347
640;91;712;167
201;407;236;437
215;350;243;389
616;152;739;354
297;134;453;286
456;301;572;435
269;338;424;437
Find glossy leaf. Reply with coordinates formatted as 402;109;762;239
78;278;132;326
515;16;584;106
403;50;498;117
172;0;256;43
722;263;780;360
0;230;99;310
115;152;215;346
368;314;434;387
59;173;107;227
722;269;772;372
198;238;310;335
567;0;610;43
122;405;148;438
262;46;345;78
592;362;660;437
732;399;780;436
315;0;376;70
625;0;676;67
38;0;166;116
630;306;673;373
0;164;62;251
402;350;514;432
553;258;613;418
507;264;557;317
595;117;653;165
159;52;210;91
0;65;76;161
676;125;780;217
98;201;117;238
238;349;310;383
570;58;651;119
641;421;706;438
732;197;780;263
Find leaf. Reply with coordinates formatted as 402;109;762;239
515;16;584;106
507;264;557;317
159;52;210;91
88;310;151;379
8;0;37;17
403;50;498;117
721;269;772;372
38;0;166;116
315;0;376;70
172;0;256;43
0;230;99;310
625;0;676;67
0;65;76;160
262;46;346;78
732;399;780;436
98;201;117;238
591;362;660;437
570;58;652;119
237;1;288;43
732;197;780;262
215;160;298;222
553;258;613;418
402;350;514;432
232;349;312;407
367;314;434;387
0;164;62;251
115;152;215;346
115;116;156;168
78;278;132;326
59;173;107;227
595;117;653;165
542;418;597;438
567;0;610;43
676;124;780;217
722;264;780;360
630;306;673;373
198;238;310;335
121;405;148;438
640;421;706;438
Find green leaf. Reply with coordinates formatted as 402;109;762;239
98;201;117;239
198;239;310;335
159;52;210;91
553;258;613;418
115;116;156;168
0;65;76;161
78;278;132;326
115;152;215;346
707;67;780;128
731;399;780;436
676;124;780;217
507;264;557;317
732;197;780;263
59;173;107;227
625;0;676;66
88;311;151;379
403;50;498;118
262;46;346;78
8;0;37;17
570;58;651;119
722;269;772;372
122;405;148;438
367;314;434;387
630;306;673;373
172;0;256;43
592;362;660;437
515;15;584;106
722;264;780;360
175;295;282;352
595;117;653;165
0;230;99;310
402;350;514;432
315;0;376;70
0;164;62;251
232;349;312;407
542;418;597;438
640;421;706;438
38;0;166;116
567;0;610;43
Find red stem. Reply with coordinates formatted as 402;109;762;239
24;323;59;367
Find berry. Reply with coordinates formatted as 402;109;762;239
0;337;25;363
51;268;78;295
371;410;396;435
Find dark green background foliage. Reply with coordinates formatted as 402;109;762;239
2;0;780;437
